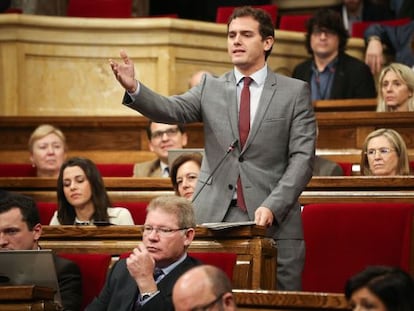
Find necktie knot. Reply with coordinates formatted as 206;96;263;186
243;76;253;88
153;267;164;282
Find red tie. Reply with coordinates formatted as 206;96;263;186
237;77;252;212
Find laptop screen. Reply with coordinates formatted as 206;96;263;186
0;249;61;303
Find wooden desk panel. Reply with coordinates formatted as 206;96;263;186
234;290;350;311
0;285;58;311
40;225;277;290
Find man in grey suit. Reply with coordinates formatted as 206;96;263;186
110;6;316;290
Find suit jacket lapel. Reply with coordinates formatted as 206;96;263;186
244;69;277;151
225;72;240;150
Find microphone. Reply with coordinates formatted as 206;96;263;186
192;139;238;203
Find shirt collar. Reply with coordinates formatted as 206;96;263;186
158;253;187;275
234;64;267;86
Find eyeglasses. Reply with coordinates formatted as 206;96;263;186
366;148;395;157
150;127;180;140
142;225;188;236
190;293;225;311
312;27;337;36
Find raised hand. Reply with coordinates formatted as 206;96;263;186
109;49;138;93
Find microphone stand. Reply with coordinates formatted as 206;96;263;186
192;139;238;203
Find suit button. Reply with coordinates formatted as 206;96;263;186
239;156;244;162
228;184;233;190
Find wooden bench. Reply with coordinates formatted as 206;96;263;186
2;176;414;204
1;112;414;164
313;98;376;112
233;290;350;311
40;225;277;290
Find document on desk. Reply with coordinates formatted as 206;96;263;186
200;221;256;230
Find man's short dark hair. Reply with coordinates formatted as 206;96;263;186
227;6;275;60
146;121;186;140
0;191;40;230
305;8;349;55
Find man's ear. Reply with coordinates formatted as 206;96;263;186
181;133;188;147
183;227;195;247
222;292;236;308
33;223;42;242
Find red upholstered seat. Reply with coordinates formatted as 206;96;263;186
189;252;237;281
67;0;132;18
95;164;134;177
337;162;353;176
351;18;411;38
119;252;237;281
278;14;312;32
302;202;414;292
37;202;58;225
216;4;278;27
58;253;111;311
113;201;148;225
0;163;36;177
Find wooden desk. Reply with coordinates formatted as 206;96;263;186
40;225;277;290
0;285;58;311
233;290;350;311
2;176;414;205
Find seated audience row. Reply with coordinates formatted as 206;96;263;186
3;190;414;311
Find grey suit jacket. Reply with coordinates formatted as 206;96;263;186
124;67;316;240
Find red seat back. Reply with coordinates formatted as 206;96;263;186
67;0;132;18
279;14;312;32
302;202;414;292
37;202;58;225
112;201;148;225
216;4;278;27
351;18;411;38
95;164;134;177
0;163;36;177
58;253;111;311
337;162;353;176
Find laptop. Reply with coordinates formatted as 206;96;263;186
0;249;62;304
167;148;204;169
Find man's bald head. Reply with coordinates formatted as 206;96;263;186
188;70;213;88
173;265;237;311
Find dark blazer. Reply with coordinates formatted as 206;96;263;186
85;255;200;311
313;156;344;176
364;21;414;68
54;255;83;311
292;53;377;99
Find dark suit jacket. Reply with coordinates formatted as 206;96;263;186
364;21;414;68
54;255;83;311
85;255;200;311
292;53;377;99
313;156;344;176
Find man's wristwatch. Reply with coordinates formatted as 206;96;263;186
140;291;158;301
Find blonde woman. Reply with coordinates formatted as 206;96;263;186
376;63;414;112
28;124;67;177
360;128;410;176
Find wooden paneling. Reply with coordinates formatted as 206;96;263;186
40;225;277;290
234;289;350;311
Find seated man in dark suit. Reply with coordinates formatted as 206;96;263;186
133;121;188;177
0;191;82;311
86;195;200;311
292;8;376;101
